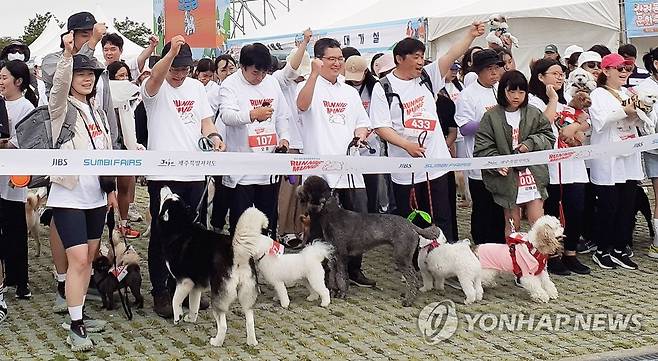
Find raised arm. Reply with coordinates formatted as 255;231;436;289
144;35;185;97
438;22;485;77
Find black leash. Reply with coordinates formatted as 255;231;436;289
106;209;133;320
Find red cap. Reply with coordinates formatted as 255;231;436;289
601;53;634;69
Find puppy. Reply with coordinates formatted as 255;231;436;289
567;68;597;98
476;215;563;303
91;255;144;310
252;211;333;308
417;233;483;305
299;176;441;307
25;191;43;257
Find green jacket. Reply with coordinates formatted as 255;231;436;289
474;105;555;209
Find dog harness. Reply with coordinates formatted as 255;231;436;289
506;232;548;280
421;239;441;255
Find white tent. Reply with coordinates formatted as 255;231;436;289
28;18;65;61
93;5;146;61
236;0;380;40
330;0;621;74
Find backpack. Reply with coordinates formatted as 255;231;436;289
13;102;78;188
378;68;434;114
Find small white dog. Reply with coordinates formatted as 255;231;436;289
476;215;564;303
254;235;333;308
567;67;597;97
417;232;483;305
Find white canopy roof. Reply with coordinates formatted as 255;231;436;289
28;18;65;61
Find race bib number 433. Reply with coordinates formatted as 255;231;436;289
403;117;437;138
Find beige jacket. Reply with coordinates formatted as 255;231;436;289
48;55;113;190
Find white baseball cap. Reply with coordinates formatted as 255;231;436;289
287;48;311;78
564;45;583;60
577;51;602;67
373;54;395;76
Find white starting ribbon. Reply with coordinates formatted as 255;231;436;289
3;134;658;176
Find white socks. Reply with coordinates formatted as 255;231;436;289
68;305;83;321
56;273;66;282
121;219;128;227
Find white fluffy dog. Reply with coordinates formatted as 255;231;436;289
253;229;333;308
567;67;597;97
417;231;483;305
476;215;564;303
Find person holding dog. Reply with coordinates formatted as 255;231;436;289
474;70;555;237
528;59;591;276
48;31;119;352
369;22;486;243
296;37;374;287
141;35;225;318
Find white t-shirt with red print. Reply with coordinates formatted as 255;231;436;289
369;61;448;185
505;110;542;205
297;76;371;189
48;103;107;209
141;77;213;182
219;70;291;187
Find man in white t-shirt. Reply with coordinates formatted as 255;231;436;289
219;42;291;238
454;49;506;245
370;22;485;242
141;36;225;318
296;37;374;287
101;33;157;80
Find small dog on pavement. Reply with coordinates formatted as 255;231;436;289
25;189;46;257
251;209;333;308
476;215;563;303
91;255;144;310
417;232;483;305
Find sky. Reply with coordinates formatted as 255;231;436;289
1;0;154;38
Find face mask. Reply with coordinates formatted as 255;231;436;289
7;52;25;62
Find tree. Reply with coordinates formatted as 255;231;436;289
114;18;151;47
0;37;17;52
21;12;61;45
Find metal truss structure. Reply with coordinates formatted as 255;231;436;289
229;0;302;37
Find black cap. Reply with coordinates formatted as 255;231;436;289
472;49;505;73
72;54;104;79
0;41;30;62
161;41;193;68
67;12;97;31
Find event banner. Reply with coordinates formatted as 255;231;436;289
625;0;658;38
153;0;231;55
226;18;428;58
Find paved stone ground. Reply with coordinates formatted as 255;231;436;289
1;186;657;361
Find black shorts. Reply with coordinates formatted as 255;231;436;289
52;207;106;249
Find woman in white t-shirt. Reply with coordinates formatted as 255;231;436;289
460;46;482;87
528;58;591;275
47;35;118;351
474;70;555;236
588;54;643;271
639;48;658;259
0;60;38;320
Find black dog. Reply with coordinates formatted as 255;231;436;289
92;256;143;310
158;187;235;325
299;176;441;306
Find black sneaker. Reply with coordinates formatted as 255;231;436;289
625;245;634;258
577;239;598;254
547;257;572;276
562;255;591;275
592;251;616;269
349;270;376;288
610;250;638;270
15;284;31;299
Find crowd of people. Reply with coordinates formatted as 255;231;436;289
0;9;657;352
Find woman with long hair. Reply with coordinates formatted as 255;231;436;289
0;60;38;322
528;58;591;275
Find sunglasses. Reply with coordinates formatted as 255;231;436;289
607;64;634;73
584;61;600;69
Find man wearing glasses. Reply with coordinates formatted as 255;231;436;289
296;38;373;287
219;42;291;238
141;35;225;318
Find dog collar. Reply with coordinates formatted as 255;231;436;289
422;239;441;254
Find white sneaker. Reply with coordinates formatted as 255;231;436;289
127;203;143;222
53;293;67;314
